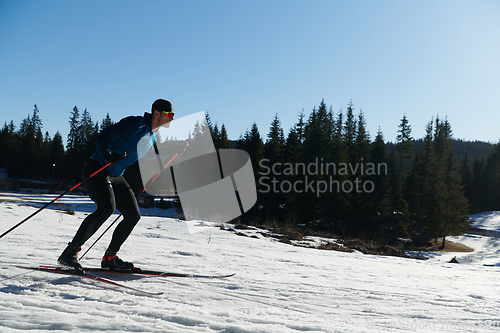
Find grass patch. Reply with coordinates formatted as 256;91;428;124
403;240;473;253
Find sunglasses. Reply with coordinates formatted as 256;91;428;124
158;110;174;117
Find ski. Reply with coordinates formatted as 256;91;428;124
15;265;163;296
39;265;236;279
86;267;236;279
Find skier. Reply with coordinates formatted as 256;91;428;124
58;99;176;270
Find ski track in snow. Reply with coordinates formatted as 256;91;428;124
1;192;500;332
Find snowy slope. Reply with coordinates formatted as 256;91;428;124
1;192;500;333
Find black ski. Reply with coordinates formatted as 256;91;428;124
81;266;236;279
31;265;235;279
15;265;163;296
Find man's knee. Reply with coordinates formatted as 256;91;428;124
97;204;115;218
130;211;141;224
122;209;141;225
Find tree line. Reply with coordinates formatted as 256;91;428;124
233;100;498;246
1;102;499;245
0;105;113;181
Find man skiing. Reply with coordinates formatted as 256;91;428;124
58;99;175;270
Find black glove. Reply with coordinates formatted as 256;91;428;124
102;152;125;165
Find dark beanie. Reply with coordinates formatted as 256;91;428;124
151;99;173;113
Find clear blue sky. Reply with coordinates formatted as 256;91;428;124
1;0;499;144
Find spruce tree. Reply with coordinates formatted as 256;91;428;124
67;106;80;152
343;100;356;161
41;131;52;179
212;123;221;148
301;100;334;226
265;114;285;165
219;124;230;149
404;152;425;240
282;112;306;224
260;115;286;220
18;105;44;178
432;118;470;248
100;113;114;130
65;106;81;181
284;111;305;162
80;108;98;161
413;120;438;243
406;117;470;247
237;123;264;174
0;121;20;177
237;123;264;224
49;132;65;181
355;110;370;161
369;128;395;239
396;114;413;193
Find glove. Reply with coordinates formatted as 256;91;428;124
103;152;125;165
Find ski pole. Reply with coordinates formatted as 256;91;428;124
79;152;179;260
0;160;115;240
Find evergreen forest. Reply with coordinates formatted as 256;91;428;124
2;102;500;246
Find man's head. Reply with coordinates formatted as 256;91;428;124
151;99;174;130
152;99;173;113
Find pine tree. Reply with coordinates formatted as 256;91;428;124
67;106;80;152
284;111;304;163
265;114;285;165
212;123;221;148
100;113;114;130
219;124;230;149
410;120;437;243
238;123;264;174
262;114;286;219
303;107;319;161
41;131;52;179
406;117;470;247
355;109;371;161
0;121;19;176
18;105;44;178
295;109;306;145
237;123;264;224
432;118;470;248
205;112;230;150
404;152;424;238
281;111;306;224
301;100;334;225
49;132;65;181
396;114;414;192
65;106;81;181
80;108;98;160
205;112;214;135
368;128;396;238
343;100;356;160
331;108;347;166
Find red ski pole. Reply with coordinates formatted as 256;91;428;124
0;158;119;240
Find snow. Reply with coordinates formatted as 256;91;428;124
1;191;500;332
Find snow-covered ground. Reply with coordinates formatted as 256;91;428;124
1;191;500;332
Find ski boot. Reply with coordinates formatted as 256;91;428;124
101;250;134;271
58;242;83;270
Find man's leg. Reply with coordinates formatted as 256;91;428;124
101;175;140;270
73;163;116;245
58;160;115;268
